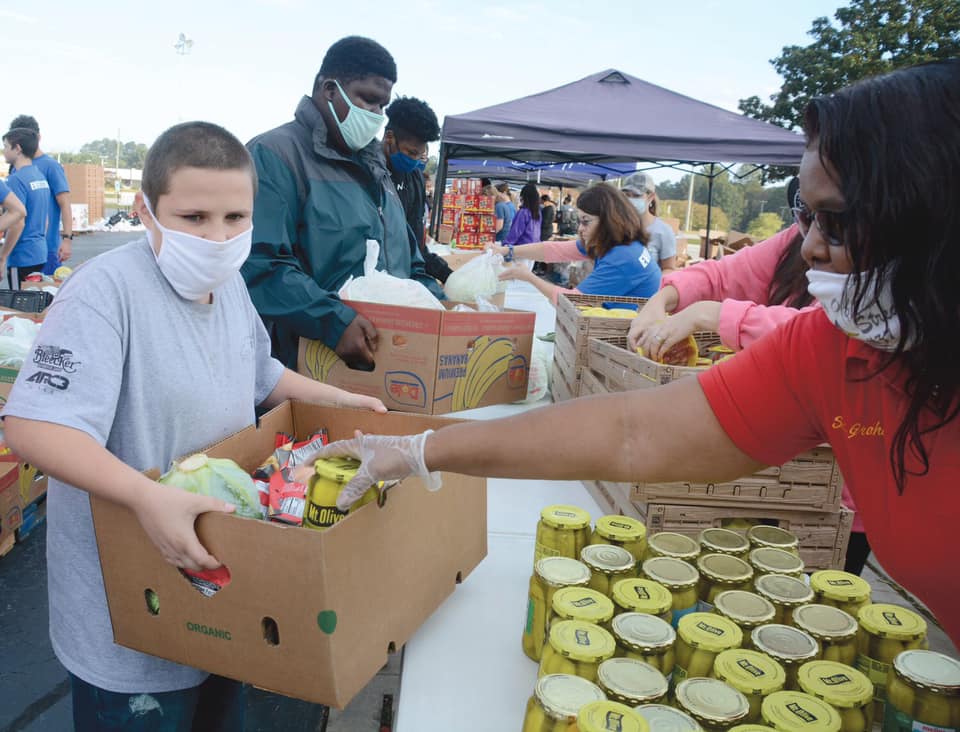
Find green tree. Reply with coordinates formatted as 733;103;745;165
747;212;786;240
660;200;730;233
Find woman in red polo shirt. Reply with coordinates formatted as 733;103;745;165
306;60;960;645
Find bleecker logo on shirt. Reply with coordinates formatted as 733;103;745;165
831;415;885;439
33;345;81;373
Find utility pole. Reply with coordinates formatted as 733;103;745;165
684;172;694;232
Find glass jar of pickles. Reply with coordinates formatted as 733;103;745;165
611;613;677;679
675;677;751;731
712;649;787;723
856;604;928;721
697;554;755;612
598;657;670;707
536;505;592;566
751;625;819;690
524;557;593;661
634;704;703;732
582;544;638;598
791;604;858;667
540;620;617;683
642;557;701;628
714;591;777;636
612;578;673;624
747;526;800;557
644;532;700;565
700;528;751;559
796;660;873;732
522;673;607;732
573;700;650;732
674;613;744;687
884;650;960;732
748;548;804;582
754;575;814;626
809;571;871;618
551;587;616;631
729;726;775;731
761;691;841;732
591;515;648;566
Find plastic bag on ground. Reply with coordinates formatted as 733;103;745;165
338;239;445;310
444;250;506;303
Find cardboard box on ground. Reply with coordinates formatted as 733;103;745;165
90;401;487;708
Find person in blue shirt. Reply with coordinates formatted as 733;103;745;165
494;183;661;304
0;179;26;248
9;116;73;275
2;128;51;287
494;182;516;242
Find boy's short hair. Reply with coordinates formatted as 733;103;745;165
141;121;257;205
313;36;397;93
385;97;440;144
9;115;39;133
3;128;39;158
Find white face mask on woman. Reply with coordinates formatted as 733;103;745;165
630;196;650;214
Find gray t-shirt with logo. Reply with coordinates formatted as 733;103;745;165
1;238;285;693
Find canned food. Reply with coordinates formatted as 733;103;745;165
675;677;751;731
714;591;777;634
303;456;379;529
522;673;606;732
582;544;639;598
591;515;648;565
884;650;960;732
611;613;677;678
633;704;703;732
524;557;593;661
748;549;804;581
700;528;751;559
790;605;858;667
754;575;814;626
809;571;871;618
551;586;616;630
536;505;592;566
751;625;820;690
612;578;674;624
856;604;928;721
747;526;800;557
674;613;744;687
540;620;617;683
712;649;787;723
697;554;755;612
573;700;650;732
598;657;670;707
797;660;873;732
761;691;841;732
642;557;701;628
644;532;701;564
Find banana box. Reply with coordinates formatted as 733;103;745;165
297;300;534;415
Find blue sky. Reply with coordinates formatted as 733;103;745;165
8;0;844;180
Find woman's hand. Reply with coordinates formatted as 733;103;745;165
488;244;510;259
628;287;677;351
334;389;388;413
638;301;722;362
498;262;535;283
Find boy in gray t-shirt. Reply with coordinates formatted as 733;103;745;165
1;122;385;730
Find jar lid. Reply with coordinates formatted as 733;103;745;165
809;570;871;603
751;625;819;663
713;649;787;696
675;678;750;725
796;661;872;708
535;557;592;588
714;591;776;626
612;578;673;616
749;548;804;576
611;613;676;652
892;650;960;696
535;673;607;721
697;553;754;584
730;726;777;732
761;691;841;732
790;604;857;641
552;587;615;624
748;525;799;550
633;704;702;732
582;544;636;574
755;575;814;606
577;700;650;732
700;528;750;554
541;504;591;530
647;532;700;561
548;620;617;663
857;603;927;641
596;514;647;544
678;612;743;653
598;657;669;705
642;557;699;589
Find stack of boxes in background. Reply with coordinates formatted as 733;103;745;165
438;178;497;249
63;163;105;229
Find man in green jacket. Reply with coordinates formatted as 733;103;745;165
242;36;444;369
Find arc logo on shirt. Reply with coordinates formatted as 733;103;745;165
639;249;651;267
831;415;885;439
25;371;69;391
33;345;81;373
29;180;50;191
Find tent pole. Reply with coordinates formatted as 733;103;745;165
431;144;450;238
701;163;716;259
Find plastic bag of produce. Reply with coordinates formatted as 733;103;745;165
443;250;506;303
159;453;262;519
339;239;445;310
518;338;552;403
0;317;42;367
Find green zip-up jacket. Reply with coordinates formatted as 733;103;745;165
242;96;444;368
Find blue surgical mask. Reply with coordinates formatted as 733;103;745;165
328;79;385;151
390;150;425;174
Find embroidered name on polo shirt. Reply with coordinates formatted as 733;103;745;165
831;416;885;439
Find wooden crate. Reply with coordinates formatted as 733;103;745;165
550;360;576;403
583;479;645;520
586;333;722;391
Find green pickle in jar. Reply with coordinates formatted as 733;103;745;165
697;554;755;612
612;578;674;624
761;691;841;732
714;591;777;635
700;528;751;559
754;575;814;626
591;515;648;566
539;620;617;683
522;673;607;732
748;548;805;581
644;532;701;564
883;650;960;732
642;557;701;628
551;586;616;631
791;605;858;668
634;704;704;732
611;613;677;679
524;557;593;661
675;677;751;731
747;526;800;557
674;613;744;688
582;544;638;598
573;700;650;732
598;657;670;707
536;505;593;566
751;625;819;690
712;649;786;723
809;571;871;618
797;660;873;732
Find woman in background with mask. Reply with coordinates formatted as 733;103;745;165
622;172;678;272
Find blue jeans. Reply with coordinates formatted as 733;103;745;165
70;673;245;731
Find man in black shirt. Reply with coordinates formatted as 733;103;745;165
540;194;556;241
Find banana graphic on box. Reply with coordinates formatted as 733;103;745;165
451;336;516;411
303;340;342;382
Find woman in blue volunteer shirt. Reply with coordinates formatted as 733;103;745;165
495;183;660;303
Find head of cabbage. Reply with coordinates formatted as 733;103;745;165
159;453;262;519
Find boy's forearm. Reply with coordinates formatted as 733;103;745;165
56;192;72;236
1;220;23;259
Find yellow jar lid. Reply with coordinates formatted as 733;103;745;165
697;553;754;584
761;691;841;732
675;678;751;725
796;661;872;708
633;704;702;732
598;658;669;704
730;726;776;731
549;620;617;663
713;649;787;696
714;591;776;627
700;528;750;554
535;673;607;721
597;515;647;543
577;700;650;732
857;603;927;640
582;544;636;574
755;575;814;606
552;587;615;624
678;612;744;653
809;571;870;603
790;605;857;641
541;504;591;530
536;557;592;588
892;650;960;695
751;625;819;663
647;532;700;561
748;526;799;551
642;557;700;590
749;548;805;576
612;578;673;615
611;612;676;652
313;456;361;483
